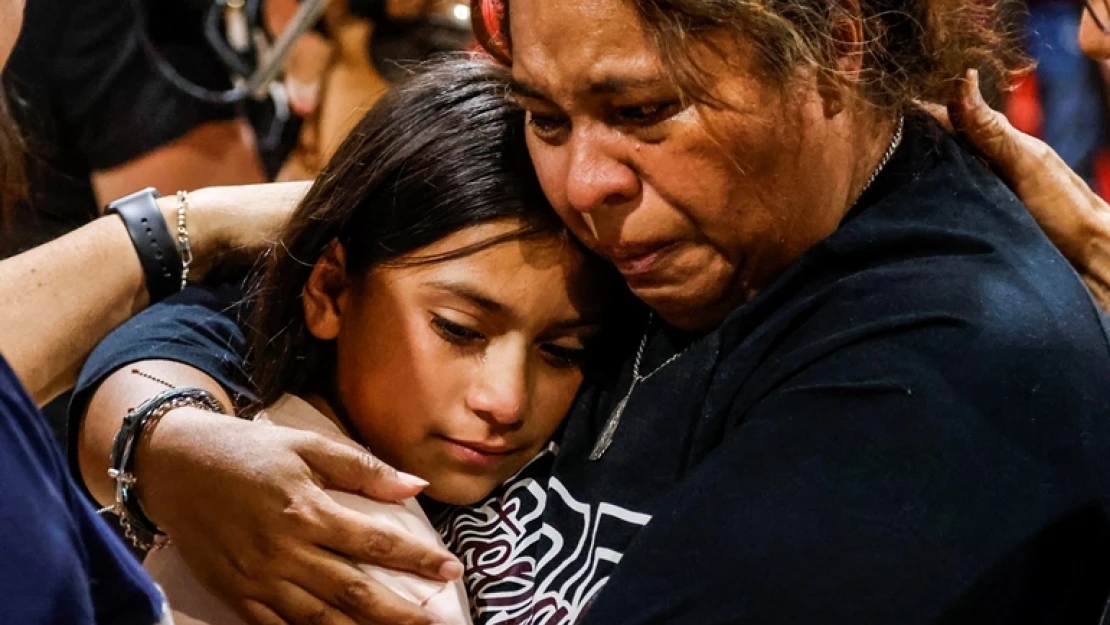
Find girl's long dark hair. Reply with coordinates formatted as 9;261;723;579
0;90;27;225
247;56;567;410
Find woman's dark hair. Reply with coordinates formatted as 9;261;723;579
248;56;566;410
471;0;1026;111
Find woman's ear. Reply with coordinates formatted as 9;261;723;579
818;0;866;118
303;240;351;340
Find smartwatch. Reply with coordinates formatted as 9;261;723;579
105;187;183;303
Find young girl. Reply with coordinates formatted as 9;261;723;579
143;57;614;625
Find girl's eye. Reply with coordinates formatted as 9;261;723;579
431;315;485;346
613;101;681;127
541;344;589;369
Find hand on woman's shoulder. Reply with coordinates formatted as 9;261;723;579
929;69;1110;313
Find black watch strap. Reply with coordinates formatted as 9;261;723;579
105;187;183;303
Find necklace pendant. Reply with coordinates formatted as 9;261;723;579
589;394;629;461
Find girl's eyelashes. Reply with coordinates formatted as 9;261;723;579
431;314;485;346
541;343;590;369
431;312;594;367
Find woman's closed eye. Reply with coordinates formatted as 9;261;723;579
431;315;485;346
611;101;682;128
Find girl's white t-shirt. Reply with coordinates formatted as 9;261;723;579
143;394;473;625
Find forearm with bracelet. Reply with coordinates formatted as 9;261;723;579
105;187;195;303
101;188;209;550
104;386;225;550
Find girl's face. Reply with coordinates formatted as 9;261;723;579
304;221;606;505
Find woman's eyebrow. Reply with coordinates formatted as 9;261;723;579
588;75;667;95
508;78;551;102
510;74;668;101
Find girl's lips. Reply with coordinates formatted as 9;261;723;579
438;437;516;469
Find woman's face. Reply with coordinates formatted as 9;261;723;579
508;0;869;332
305;221;606;505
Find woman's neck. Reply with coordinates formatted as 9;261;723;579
845;112;903;213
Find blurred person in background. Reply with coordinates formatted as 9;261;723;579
0;0;268;258
0;1;317;621
1023;0;1106;186
272;0;474;179
1;0;272;440
1;0;473;439
0;0;475;256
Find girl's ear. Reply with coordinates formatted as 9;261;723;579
303;240;351;341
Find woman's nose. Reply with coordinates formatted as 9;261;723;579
466;345;529;428
563;127;641;216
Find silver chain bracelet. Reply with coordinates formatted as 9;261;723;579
175;190;195;289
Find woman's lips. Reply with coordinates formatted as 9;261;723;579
607;242;678;278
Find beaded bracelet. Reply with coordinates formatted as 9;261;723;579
106;387;224;550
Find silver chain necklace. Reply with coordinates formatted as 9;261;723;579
588;115;905;462
589;313;687;460
859;115;905;201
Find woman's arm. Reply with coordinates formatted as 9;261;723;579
943;70;1110;313
0;211;151;405
73;288;461;625
82;361;458;625
0;182;309;405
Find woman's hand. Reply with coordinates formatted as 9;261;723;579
80;359;461;625
937;69;1110;313
139;408;463;625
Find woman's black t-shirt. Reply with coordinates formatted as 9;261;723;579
72;115;1110;623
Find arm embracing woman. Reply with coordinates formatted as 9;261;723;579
0;181;308;405
74;294;464;625
944;70;1110;313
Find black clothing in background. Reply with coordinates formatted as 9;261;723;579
2;0;247;447
74;114;1110;624
0;0;239;258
